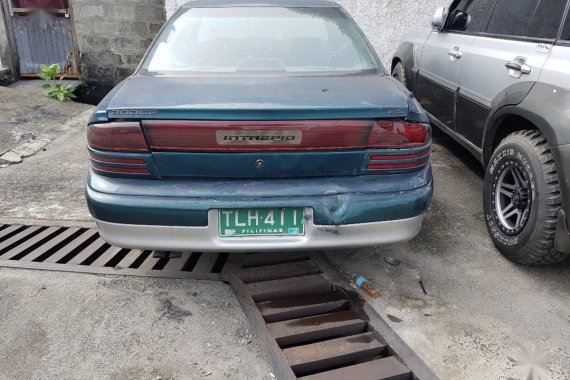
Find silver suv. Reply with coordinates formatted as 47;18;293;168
393;0;570;265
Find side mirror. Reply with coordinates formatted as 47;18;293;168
448;10;471;31
431;7;447;30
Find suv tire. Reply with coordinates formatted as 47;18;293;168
484;130;568;265
391;62;407;87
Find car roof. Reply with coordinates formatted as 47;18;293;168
181;0;339;8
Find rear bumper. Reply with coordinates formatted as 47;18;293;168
86;167;432;251
95;212;424;252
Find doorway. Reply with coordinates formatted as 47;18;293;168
7;0;79;77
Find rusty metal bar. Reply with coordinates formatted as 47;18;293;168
283;332;386;375
258;291;349;323
268;310;367;347
246;274;332;302
298;356;412;380
242;251;311;268
241;260;321;284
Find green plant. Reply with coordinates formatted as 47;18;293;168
39;64;77;102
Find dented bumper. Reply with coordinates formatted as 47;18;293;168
86;166;432;250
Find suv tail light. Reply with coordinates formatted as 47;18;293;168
88;122;149;152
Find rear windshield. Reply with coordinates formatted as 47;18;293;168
141;7;381;75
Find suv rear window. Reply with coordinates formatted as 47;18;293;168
142;7;380;74
486;0;567;39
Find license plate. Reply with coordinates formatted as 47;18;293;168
219;208;305;237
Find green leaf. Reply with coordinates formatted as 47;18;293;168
67;93;77;99
56;92;65;102
41;83;52;89
38;73;52;81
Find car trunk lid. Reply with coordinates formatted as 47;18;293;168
99;74;428;179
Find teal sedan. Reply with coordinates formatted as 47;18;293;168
85;0;433;252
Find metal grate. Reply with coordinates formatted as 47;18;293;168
0;220;228;280
225;252;437;380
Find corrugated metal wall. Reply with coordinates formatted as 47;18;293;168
13;10;77;75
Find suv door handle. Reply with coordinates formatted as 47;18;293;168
448;47;463;61
506;57;532;78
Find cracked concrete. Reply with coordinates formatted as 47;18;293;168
0;83;92;165
0;137;52;167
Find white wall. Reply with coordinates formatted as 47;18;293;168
165;0;186;18
164;0;449;68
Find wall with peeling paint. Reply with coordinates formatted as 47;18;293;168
164;0;449;67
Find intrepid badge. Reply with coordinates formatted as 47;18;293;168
216;130;302;145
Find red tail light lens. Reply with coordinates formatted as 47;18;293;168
91;163;149;174
89;152;146;165
367;147;430;171
367;121;430;148
144;120;371;151
88;122;149;152
367;158;430;170
143;120;430;152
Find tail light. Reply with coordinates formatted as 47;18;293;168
89;151;151;175
91;163;150;174
89;152;146;165
367;121;430;148
367;147;430;171
88;124;152;175
88;122;149;152
143;120;430;152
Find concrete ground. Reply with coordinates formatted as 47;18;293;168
0;83;91;165
0;270;272;380
0;92;569;379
